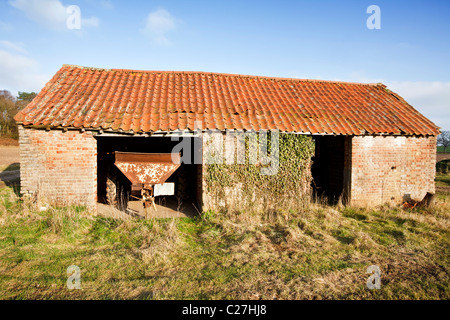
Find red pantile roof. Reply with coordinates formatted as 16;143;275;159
15;65;440;135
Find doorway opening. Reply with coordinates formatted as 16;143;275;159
311;135;351;205
96;135;202;217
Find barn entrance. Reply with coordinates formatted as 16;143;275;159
311;136;351;205
96;135;202;218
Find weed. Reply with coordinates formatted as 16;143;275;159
0;173;449;299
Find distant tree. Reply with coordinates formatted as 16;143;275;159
0;90;37;138
16;91;37;111
437;131;450;153
0;90;15;101
0;90;17;136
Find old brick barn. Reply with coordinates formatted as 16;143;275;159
14;65;440;213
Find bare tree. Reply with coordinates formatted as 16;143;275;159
0;90;17;136
437;131;450;153
0;90;36;138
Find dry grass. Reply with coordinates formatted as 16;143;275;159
198;196;449;299
0;177;449;299
0;137;19;147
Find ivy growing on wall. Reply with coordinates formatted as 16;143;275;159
205;133;315;213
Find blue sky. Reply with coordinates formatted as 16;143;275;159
1;0;449;130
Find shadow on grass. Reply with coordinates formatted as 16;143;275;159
0;162;20;196
331;229;356;244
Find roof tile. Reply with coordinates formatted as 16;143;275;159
14;65;440;135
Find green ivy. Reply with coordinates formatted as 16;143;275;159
205;133;314;212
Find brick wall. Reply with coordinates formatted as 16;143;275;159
17;126;436;211
350;135;436;206
18;126;97;209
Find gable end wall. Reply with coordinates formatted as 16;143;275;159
18;126;97;210
350;135;436;206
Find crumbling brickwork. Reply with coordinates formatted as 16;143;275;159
18;126;97;209
350;135;436;206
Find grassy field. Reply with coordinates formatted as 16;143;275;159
0;175;449;300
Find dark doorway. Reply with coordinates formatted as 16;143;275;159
311;136;350;204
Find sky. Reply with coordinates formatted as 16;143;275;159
0;0;449;130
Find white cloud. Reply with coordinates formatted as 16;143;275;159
0;49;49;95
82;16;99;28
99;0;113;10
9;0;99;30
0;40;27;54
142;8;176;45
0;21;13;32
345;71;385;84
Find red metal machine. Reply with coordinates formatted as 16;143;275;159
114;152;181;216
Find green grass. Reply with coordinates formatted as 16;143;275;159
437;146;449;153
0;182;448;300
436;174;450;187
